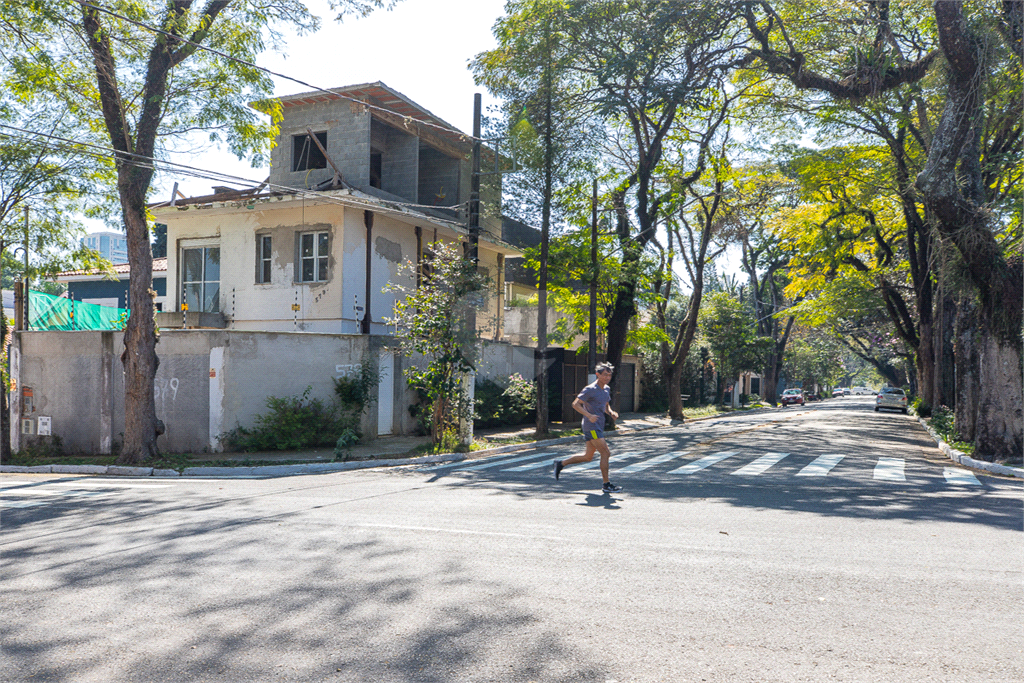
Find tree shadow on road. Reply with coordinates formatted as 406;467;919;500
414;403;1023;533
0;489;605;683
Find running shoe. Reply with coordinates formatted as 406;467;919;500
602;481;622;493
553;460;563;480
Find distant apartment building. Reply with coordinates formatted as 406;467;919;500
81;231;128;263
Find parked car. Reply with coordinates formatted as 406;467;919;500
875;387;908;413
780;388;805;407
851;386;873;395
805;393;821;402
842;387;851;395
831;388;845;398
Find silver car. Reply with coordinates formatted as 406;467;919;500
875;387;908;413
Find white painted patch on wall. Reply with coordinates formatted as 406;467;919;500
209;347;225;452
377;351;394;436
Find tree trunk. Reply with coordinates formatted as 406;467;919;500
117;180;160;464
935;294;957;409
916;319;934;406
914;1;1024;459
1;302;9;462
666;358;684;419
954;299;980;443
974;328;1023;461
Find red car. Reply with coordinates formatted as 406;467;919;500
780;388;805;406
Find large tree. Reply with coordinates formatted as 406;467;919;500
473;0;599;435
741;0;1022;459
542;0;749;404
0;1;396;462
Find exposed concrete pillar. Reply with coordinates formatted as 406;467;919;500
99;331;114;454
9;335;20;454
209;346;225;452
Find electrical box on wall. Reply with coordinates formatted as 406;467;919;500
21;418;34;435
37;416;51;436
21;386;33;415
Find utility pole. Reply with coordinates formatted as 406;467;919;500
22;206;29;329
468;94;481;265
588;179;598;383
461;93;483;447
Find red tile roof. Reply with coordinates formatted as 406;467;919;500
57;257;167;278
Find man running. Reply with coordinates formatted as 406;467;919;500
553;362;622;493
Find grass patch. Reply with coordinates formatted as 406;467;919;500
681;405;729;419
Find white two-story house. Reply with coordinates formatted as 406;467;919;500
151;81;525;339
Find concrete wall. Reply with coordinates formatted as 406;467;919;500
371;118;419;202
12;330;543;455
271;99;372;190
418;146;461;208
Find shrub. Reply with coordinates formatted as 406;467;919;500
910;396;932;417
226;360;382;453
333;428;360;460
474;373;536;428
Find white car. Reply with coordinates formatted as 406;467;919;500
875;387;908;413
851;386;873;395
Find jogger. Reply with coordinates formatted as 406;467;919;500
553;362;622;493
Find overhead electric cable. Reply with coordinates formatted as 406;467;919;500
0;123;469;214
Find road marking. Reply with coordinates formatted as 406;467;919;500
731;452;790;476
458;450;557;473
618;450;690;474
874;457;906;482
666;451;738;474
2;489;109;498
795;454;845;477
501;453;564;472
0;500;48;508
422;451;549;472
575;451;640;470
943;468;982;486
47;482;173;488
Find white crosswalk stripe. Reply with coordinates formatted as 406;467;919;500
731;452;790;476
501;453;562;472
574;451;640;470
943;467;982;486
424;452;553;472
618;450;690;474
666;451;738;474
795;454;845;477
874;457;906;482
0;499;47;508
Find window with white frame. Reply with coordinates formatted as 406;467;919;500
298;231;329;282
181;245;220;312
256;234;272;283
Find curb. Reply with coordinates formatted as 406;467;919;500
916;416;1024;479
0;411;785;479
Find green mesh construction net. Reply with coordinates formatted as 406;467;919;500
29;291;129;331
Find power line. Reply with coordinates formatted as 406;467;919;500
0;122;469;214
74;1;481;143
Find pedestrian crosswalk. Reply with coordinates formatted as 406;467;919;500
416;447;992;488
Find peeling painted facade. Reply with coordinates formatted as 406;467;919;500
151;82;523;339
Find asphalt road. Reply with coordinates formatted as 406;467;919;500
2;397;1021;683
